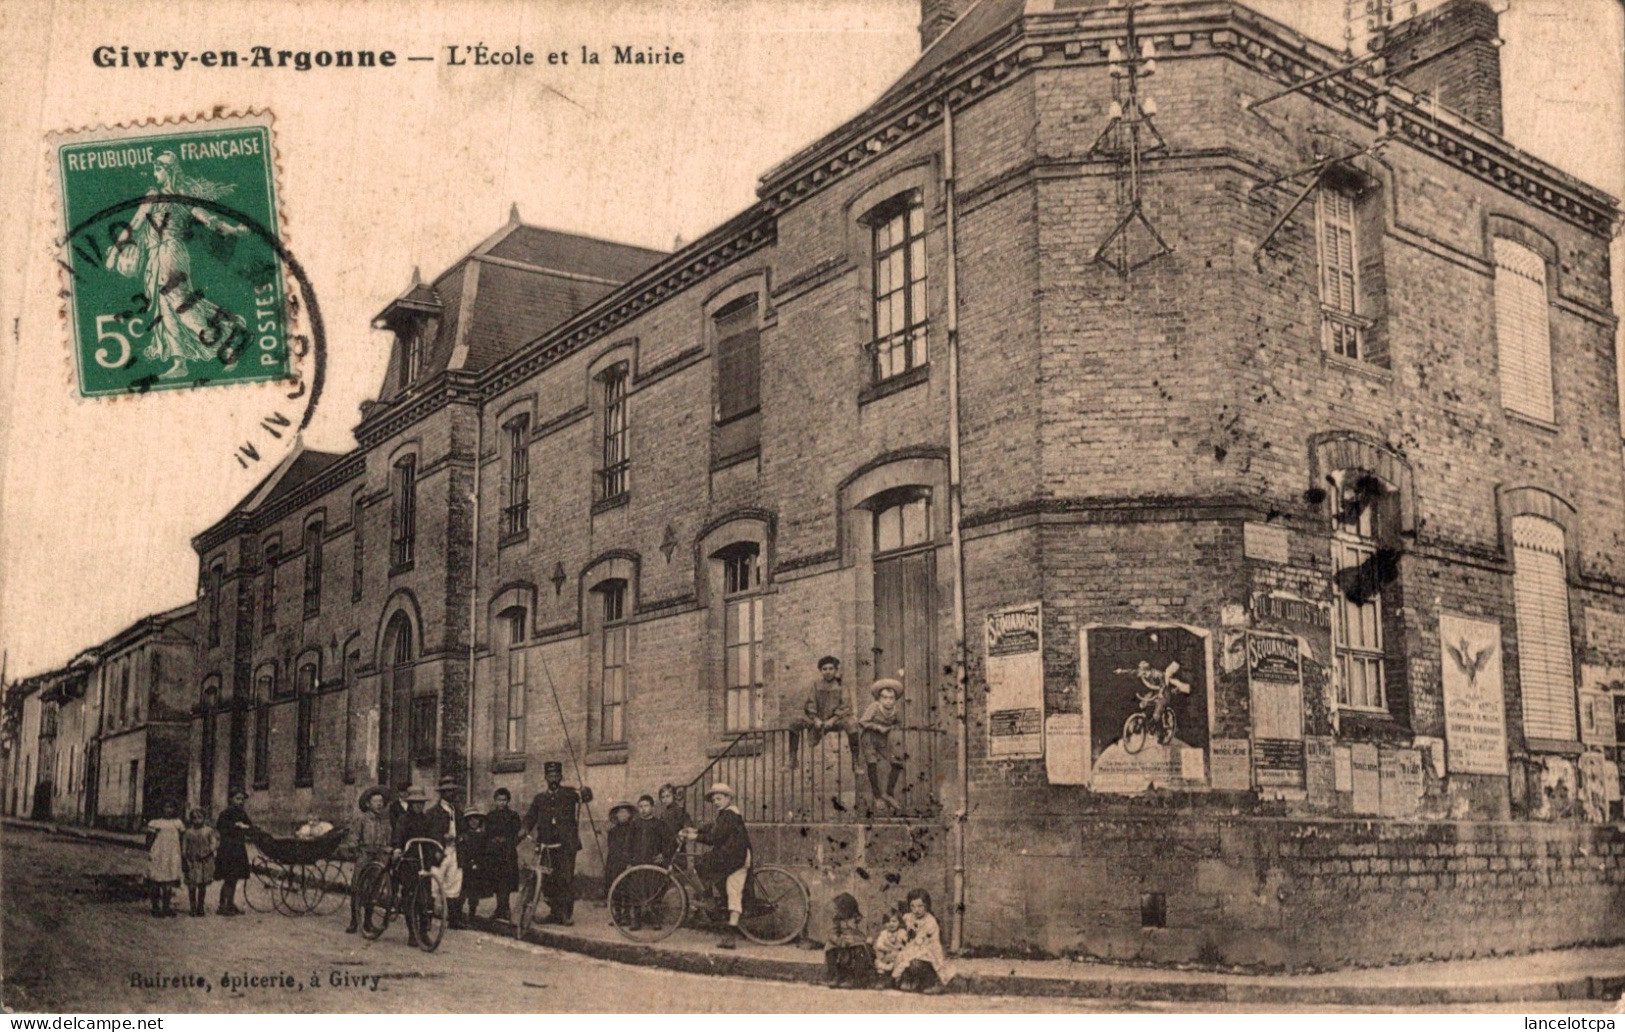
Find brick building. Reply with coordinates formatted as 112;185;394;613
91;604;197;829
180;0;1625;966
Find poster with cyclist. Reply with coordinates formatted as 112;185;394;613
1078;624;1213;793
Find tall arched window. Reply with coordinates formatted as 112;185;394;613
1512;514;1575;743
1493;237;1554;424
295;659;318;786
252;665;275;789
382;611;417;785
1329;469;1397;711
717;544;764;731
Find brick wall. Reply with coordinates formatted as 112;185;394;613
966;812;1625;966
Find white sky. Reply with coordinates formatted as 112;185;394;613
1;0;1621;681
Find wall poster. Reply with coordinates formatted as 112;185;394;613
985;603;1045;760
1247;631;1305;789
1438;612;1509;775
1078;624;1213;793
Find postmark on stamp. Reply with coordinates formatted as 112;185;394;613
53;113;293;396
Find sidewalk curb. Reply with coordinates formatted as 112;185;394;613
16;820;1621;1007
485;917;1625;1005
4;816;144;850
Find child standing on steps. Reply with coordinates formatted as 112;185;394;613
145;801;185;918
180;808;219;917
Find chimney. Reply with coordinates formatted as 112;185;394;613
920;0;961;50
1379;0;1503;135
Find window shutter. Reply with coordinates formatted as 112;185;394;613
716;328;760;421
1493;239;1554;423
1318;189;1358;314
1513;515;1576;742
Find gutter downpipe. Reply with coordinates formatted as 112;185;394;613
467;398;482;800
944;96;970;954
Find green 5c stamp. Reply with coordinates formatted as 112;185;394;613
54;114;292;395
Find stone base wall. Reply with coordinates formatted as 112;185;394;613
966;813;1625;967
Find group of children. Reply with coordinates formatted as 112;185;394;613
143;801;222;917
824;888;952;994
601;786;693;907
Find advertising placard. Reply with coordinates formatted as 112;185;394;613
985;603;1045;759
1439;612;1508;775
1079;624;1212;793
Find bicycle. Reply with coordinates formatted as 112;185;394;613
353;838;449;952
606;843;809;946
1121;687;1178;755
513;841;561;939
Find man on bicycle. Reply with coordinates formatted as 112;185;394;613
1132;660;1191;735
678;783;751;950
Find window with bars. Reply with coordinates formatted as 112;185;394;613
295;662;317;786
1317;185;1364;361
391;456;417;570
720;545;765;732
503;416;530;538
302;520;323;617
207;562;224;647
410;695;437;766
1493;238;1555;424
504;610;527;754
597;366;629;502
1330;470;1387;710
598;582;628;746
1512;515;1576;743
261;542;278;633
351;496;364;603
867;192;928;381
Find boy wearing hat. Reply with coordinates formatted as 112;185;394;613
344;787;393;933
390;786;436;948
678;783;751;949
603;801;637;927
788;656;860;770
859;679;907;811
520;760;593;925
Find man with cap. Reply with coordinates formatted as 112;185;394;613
520;760;593;925
678;783;752;949
431;776;468;929
389;786;436;948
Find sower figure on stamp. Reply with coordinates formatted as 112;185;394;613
788;656;860;770
520;760;593;926
102;151;250;379
484;787;522;924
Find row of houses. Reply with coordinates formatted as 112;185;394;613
6;0;1625;966
2;605;196;831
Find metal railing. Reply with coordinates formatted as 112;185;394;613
681;724;944;826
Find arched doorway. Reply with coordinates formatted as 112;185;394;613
380;612;415;788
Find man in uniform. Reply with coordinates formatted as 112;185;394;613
519;760;593;926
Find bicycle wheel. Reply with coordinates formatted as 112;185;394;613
738;866;809;945
274;865;313;915
1159;708;1178;746
515;870;541;939
1122;712;1148;755
607;866;686;943
241;860;280;913
412;875;448;953
357;862;393;940
305;859;349;917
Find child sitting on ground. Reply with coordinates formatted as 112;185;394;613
823;892;874;989
872;907;907;987
893;888;952;994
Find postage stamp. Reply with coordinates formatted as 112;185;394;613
52;113;292;396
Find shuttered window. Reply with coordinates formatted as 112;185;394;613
714;297;760;423
1317;187;1364;360
1513;515;1576;742
1493;239;1554;423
